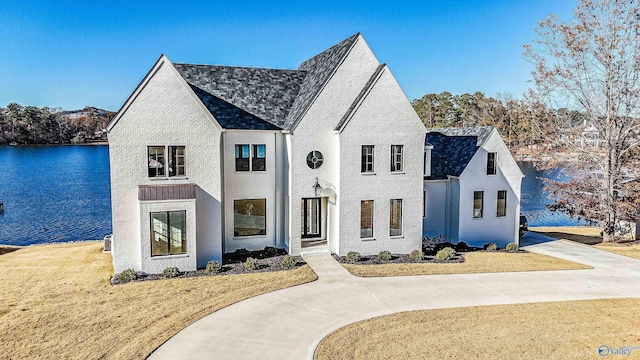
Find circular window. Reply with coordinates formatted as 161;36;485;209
306;151;324;169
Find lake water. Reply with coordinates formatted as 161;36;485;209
0;146;578;246
0;145;112;246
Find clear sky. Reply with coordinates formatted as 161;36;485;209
0;0;576;111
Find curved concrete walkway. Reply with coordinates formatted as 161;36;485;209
150;233;640;360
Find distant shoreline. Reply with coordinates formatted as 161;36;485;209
1;142;108;147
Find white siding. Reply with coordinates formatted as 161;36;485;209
222;130;285;252
423;181;448;239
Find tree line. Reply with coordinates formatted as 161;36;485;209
0;103;115;145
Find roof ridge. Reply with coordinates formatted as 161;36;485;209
173;63;304;73
334;63;386;132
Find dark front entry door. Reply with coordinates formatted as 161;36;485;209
301;198;321;238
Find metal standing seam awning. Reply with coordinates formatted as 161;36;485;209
138;184;196;201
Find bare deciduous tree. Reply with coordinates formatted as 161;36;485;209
525;0;640;241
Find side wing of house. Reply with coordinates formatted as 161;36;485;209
108;55;223;273
457;129;523;247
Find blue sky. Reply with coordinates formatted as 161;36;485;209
0;1;575;111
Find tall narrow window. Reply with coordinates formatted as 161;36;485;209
390;199;402;236
391;145;403;172
361;145;374;173
233;199;266;236
252;144;266;171
235;144;250;171
169;146;185;177
497;190;507;217
360;200;374;238
487;152;497;175
473;191;484;218
148;146;166;177
150;210;187;256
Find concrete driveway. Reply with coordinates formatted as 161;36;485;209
149;233;640;360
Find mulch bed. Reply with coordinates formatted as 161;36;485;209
111;247;305;285
332;253;465;264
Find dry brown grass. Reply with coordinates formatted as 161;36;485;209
315;298;640;360
0;242;317;360
594;243;640;260
342;252;591;277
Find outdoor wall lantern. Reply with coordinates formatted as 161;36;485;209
313;177;323;197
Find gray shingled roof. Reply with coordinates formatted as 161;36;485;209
425;127;495;180
173;64;307;129
284;33;360;131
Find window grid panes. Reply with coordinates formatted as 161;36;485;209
235;144;250;171
487;152;497;175
361;145;374;173
233;199;266;237
391;145;403;172
150;210;187;256
473;191;484;218
148;146;166;177
360;200;374;238
252;144;266;171
390;199;402;236
497;190;507;217
169;146;185;177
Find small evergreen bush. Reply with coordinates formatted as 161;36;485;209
280;255;296;269
235;248;251;257
244;257;259;270
345;251;360;263
484;243;498;251
117;269;137;283
205;260;221;274
435;247;455;261
264;246;279;257
409;250;423;262
377;250;392;262
455;241;468;252
161;267;180;278
505;242;519;252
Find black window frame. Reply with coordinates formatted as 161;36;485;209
361;145;375;173
487;152;497;175
391;145;403;172
473;191;484;218
150;210;187;257
252;144;266;171
235;144;250;172
497;190;507;217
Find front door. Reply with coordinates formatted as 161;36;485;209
301;198;321;238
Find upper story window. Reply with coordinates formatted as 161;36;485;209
235;144;266;172
487;152;497;175
252;145;266;171
361;145;374;173
391;145;403;172
148;146;185;178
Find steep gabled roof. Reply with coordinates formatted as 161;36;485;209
425;126;495;180
283;33;361;131
173;64;307;129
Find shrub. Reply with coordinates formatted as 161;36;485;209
435;247;455;261
205;260;221;274
377;250;392;262
280;255;297;269
264;246;279;257
455;241;468;252
244;257;259;270
161;266;180;278
117;269;137;283
409;250;423;262
484;243;497;251
345;251;360;263
234;248;251;257
505;242;519;252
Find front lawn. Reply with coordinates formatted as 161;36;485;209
315;298;640;360
0;242;317;359
532;226;640;260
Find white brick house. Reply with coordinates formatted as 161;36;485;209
107;33;522;274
